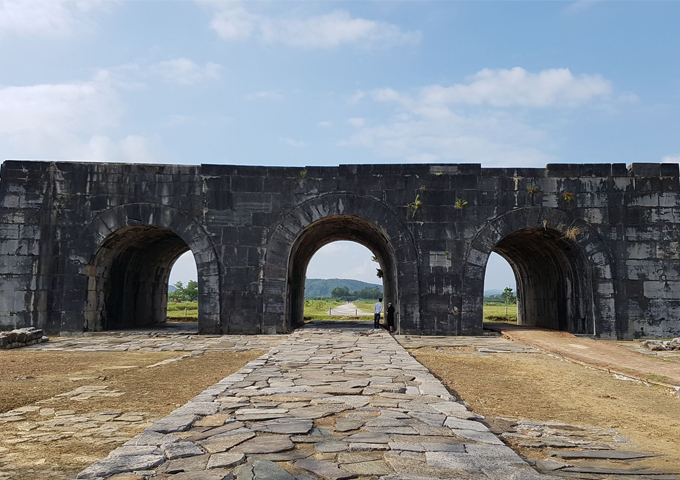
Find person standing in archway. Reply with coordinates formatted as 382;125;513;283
373;298;383;329
386;302;395;333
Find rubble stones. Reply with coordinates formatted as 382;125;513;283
0;328;47;349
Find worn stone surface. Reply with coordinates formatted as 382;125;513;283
77;327;560;479
4;160;680;339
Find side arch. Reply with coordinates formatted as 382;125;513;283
262;193;421;333
60;203;221;333
461;206;617;337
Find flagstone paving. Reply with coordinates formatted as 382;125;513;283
77;327;556;480
23;333;284;354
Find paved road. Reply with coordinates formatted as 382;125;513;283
330;302;373;316
78;326;555;479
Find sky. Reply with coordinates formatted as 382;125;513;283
1;0;678;292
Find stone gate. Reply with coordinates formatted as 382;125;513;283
1;160;679;339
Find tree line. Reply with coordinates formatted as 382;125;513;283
169;280;198;302
329;286;383;301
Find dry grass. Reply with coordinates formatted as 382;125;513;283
412;348;680;472
0;348;264;479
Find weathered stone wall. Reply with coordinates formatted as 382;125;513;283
1;160;679;339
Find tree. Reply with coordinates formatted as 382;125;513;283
372;255;383;279
169;280;199;302
330;286;351;299
501;287;516;315
354;286;382;299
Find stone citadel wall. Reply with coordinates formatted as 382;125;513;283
1;160;679;339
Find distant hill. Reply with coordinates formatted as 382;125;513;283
484;289;503;296
168;285;177;293
305;278;383;298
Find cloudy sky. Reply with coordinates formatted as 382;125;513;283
2;0;678;291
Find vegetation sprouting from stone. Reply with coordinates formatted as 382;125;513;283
527;185;540;194
454;198;468;210
371;255;384;279
408;194;422;217
562;191;575;203
564;226;582;241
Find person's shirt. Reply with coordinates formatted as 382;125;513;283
374;302;383;314
387;305;395;315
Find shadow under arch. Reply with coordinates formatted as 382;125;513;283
461;206;617;337
61;203;221;334
262;193;421;334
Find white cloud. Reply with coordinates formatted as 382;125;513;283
341;67;624;166
662;155;680;163
348;90;365;105
0;0;115;38
306;241;379;283
151;58;223;86
564;0;602;16
407;67;613;109
318;120;332;128
246;90;285;101
347;117;365;127
203;2;420;49
0;76;160;163
342;111;553;167
280;137;307;148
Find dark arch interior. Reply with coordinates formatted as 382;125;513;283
287;215;396;330
491;227;594;334
86;226;191;331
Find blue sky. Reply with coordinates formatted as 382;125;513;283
1;0;678;291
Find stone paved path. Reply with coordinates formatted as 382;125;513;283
77;327;555;480
24;333;283;353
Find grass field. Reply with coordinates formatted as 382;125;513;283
302;298;375;322
483;303;517;323
165;299;516;324
167;301;198;319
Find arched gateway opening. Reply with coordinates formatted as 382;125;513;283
464;207;616;336
63;204;221;334
287;216;394;329
262;193;421;334
490;228;593;333
86;226;192;331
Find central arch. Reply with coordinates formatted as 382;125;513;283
262;193;421;334
462;206;617;336
287;216;395;330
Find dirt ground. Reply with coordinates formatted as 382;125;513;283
493;324;680;385
412;347;680;473
0;348;263;479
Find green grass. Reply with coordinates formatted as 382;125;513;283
167;301;198;318
483;303;517;323
646;373;672;384
166;299;516;324
304;299;344;316
354;300;380;313
303;298;374;322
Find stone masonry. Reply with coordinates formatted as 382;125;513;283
77;326;559;480
1;160;680;339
